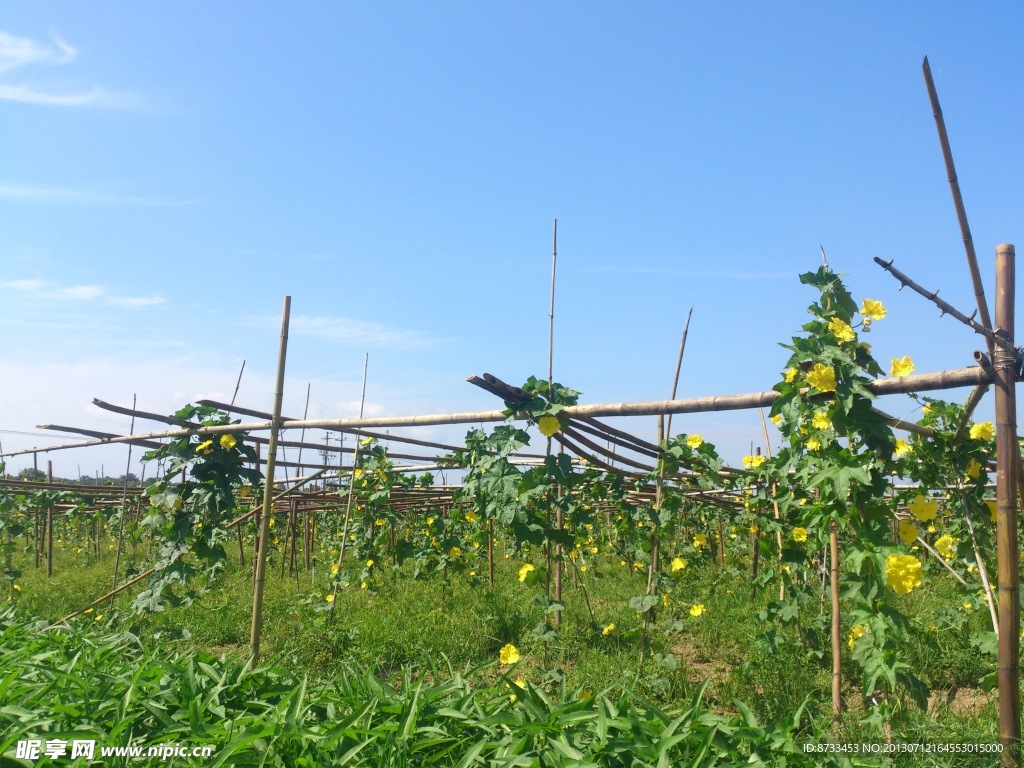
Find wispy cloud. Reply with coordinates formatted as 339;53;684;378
576;265;790;280
0;278;165;308
249;314;442;350
0;29;128;108
0;183;196;207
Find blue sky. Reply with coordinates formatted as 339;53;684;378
2;3;1022;479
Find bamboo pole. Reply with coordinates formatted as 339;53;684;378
3;367;995;460
830;520;841;733
329;353;369;621
249;296;291;669
45;461;53;577
922;56;994;356
994;245;1020;765
548;219;562;628
112;394;137;592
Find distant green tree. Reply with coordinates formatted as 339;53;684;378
17;468;45;482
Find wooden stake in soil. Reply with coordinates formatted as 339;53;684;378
112;394;137;592
45;461;53;577
329;353;369;621
547;218;563;628
830;520;842;733
993;244;1020;765
248;296;291;669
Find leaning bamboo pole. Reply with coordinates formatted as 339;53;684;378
249;296;291;669
994;245;1020;765
922;56;994;357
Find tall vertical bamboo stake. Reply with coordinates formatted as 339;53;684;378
547;219;562;627
112;394;137;591
758;407;786;601
994;244;1020;765
248;296;291;670
230;360;248;565
329;353;369;621
487;518;495;588
663;306;693;441
922;56;994;357
45;461;53;577
830;520;841;733
292;383;311;573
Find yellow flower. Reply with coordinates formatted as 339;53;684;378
366;559;374;568
353;468;363;479
602;623;615;636
330;563;340;575
963;602;973;611
465;510;477;524
898;519;918;546
988;500;998;523
692;534;707;548
791;527;808;543
742;454;767;469
860;299;887;321
848;624;868;649
94;614;103;621
811;412;831;430
499;644;520;665
219;434;237;450
770;414;782;426
449;546;462;558
326;594;335;604
518;563;535;582
969;422;995;441
890;356;915;378
806;438;822;452
360;582;367;589
806;363;837;393
360;437;373;447
965;459;983;480
894;439;912;458
907;494;937;522
828;317;857;344
686;434;704;449
784;367;799;384
195;440;214;454
689;604;706;617
537;415;561;437
12;584;21;592
671;556;687;572
934;534;956;560
922;404;933;415
886;554;923;594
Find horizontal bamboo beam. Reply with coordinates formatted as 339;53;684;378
2;365;992;457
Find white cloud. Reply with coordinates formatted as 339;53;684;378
0;29;129;108
0;278;165;308
0;183;195;207
252;314;442;350
0;30;75;73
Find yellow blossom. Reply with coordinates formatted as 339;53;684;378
366;559;374;568
219;434;237;450
969;422;995;441
811;412;831;430
897;519;918;546
602;623;615;636
890;356;915;378
689;604;706;617
934;534;956;560
360;437;373;446
353;468;363;479
784;367;799;384
518;563;535;582
828;317;857;344
770;414;782;426
886;554;923;594
894;439;912;458
499;644;520;665
326;594;335;604
743;454;767;469
806;438;822;452
988;500;998;523
907;494;937;522
965;459;983;480
671;556;687;572
12;584;21;592
792;527;808;543
94;614;103;621
922;404;933;415
860;299;887;320
692;533;707;548
686;434;704;449
465;510;477;524
195;440;214;455
537;415;561;437
806;363;837;393
331;563;340;575
848;624;868;650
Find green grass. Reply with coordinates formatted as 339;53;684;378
2;539;1009;766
